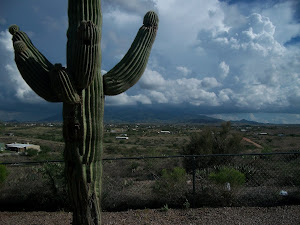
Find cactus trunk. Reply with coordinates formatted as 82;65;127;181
63;74;104;224
9;0;158;223
63;1;103;224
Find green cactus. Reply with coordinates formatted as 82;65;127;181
9;1;158;224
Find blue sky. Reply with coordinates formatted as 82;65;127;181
0;0;300;123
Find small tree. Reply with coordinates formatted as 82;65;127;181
182;122;243;172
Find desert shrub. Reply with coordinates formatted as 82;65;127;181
153;167;188;205
26;148;39;157
282;151;300;162
119;140;125;144
233;164;258;183
103;138;113;143
36;132;64;142
260;146;273;161
182;122;243;173
127;146;139;156
37;163;68;209
0;164;8;185
160;204;169;212
182;198;190;209
261;146;272;154
209;167;245;187
266;138;273;143
41;145;52;153
105;145;120;154
277;159;300;186
129;161;140;171
34;145;63;161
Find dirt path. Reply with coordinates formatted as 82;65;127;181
243;137;263;149
1;205;299;225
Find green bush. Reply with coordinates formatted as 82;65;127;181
261;146;272;154
40;145;51;153
26;148;39;157
161;167;186;183
209;167;246;187
153;167;187;204
0;164;8;185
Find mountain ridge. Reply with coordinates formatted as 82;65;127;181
35;105;263;125
0;105;269;125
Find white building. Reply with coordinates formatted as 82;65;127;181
116;136;129;140
160;131;171;134
5;143;41;153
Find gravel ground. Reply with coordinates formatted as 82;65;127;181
0;205;300;225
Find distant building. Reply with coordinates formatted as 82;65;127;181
5;143;40;153
259;132;268;135
160;131;171;134
116;136;129;140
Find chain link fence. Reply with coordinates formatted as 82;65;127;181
1;152;300;211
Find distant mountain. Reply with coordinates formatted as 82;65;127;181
38;105;268;125
5;120;19;123
39;114;62;122
39;105;224;124
103;105;224;124
232;119;265;125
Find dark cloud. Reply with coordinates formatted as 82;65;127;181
284;35;300;46
291;0;300;22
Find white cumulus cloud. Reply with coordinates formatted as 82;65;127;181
219;61;229;79
106;93;152;105
0;30;42;103
176;66;191;77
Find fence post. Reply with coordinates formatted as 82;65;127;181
192;156;196;208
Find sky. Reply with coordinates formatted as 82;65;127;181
0;0;300;123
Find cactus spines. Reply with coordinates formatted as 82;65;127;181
9;1;158;224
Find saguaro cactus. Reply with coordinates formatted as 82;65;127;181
9;1;158;224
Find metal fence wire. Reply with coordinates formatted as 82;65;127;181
1;152;300;211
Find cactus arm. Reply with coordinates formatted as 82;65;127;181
103;11;158;96
9;25;53;69
50;64;81;104
9;25;81;104
9;25;59;102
